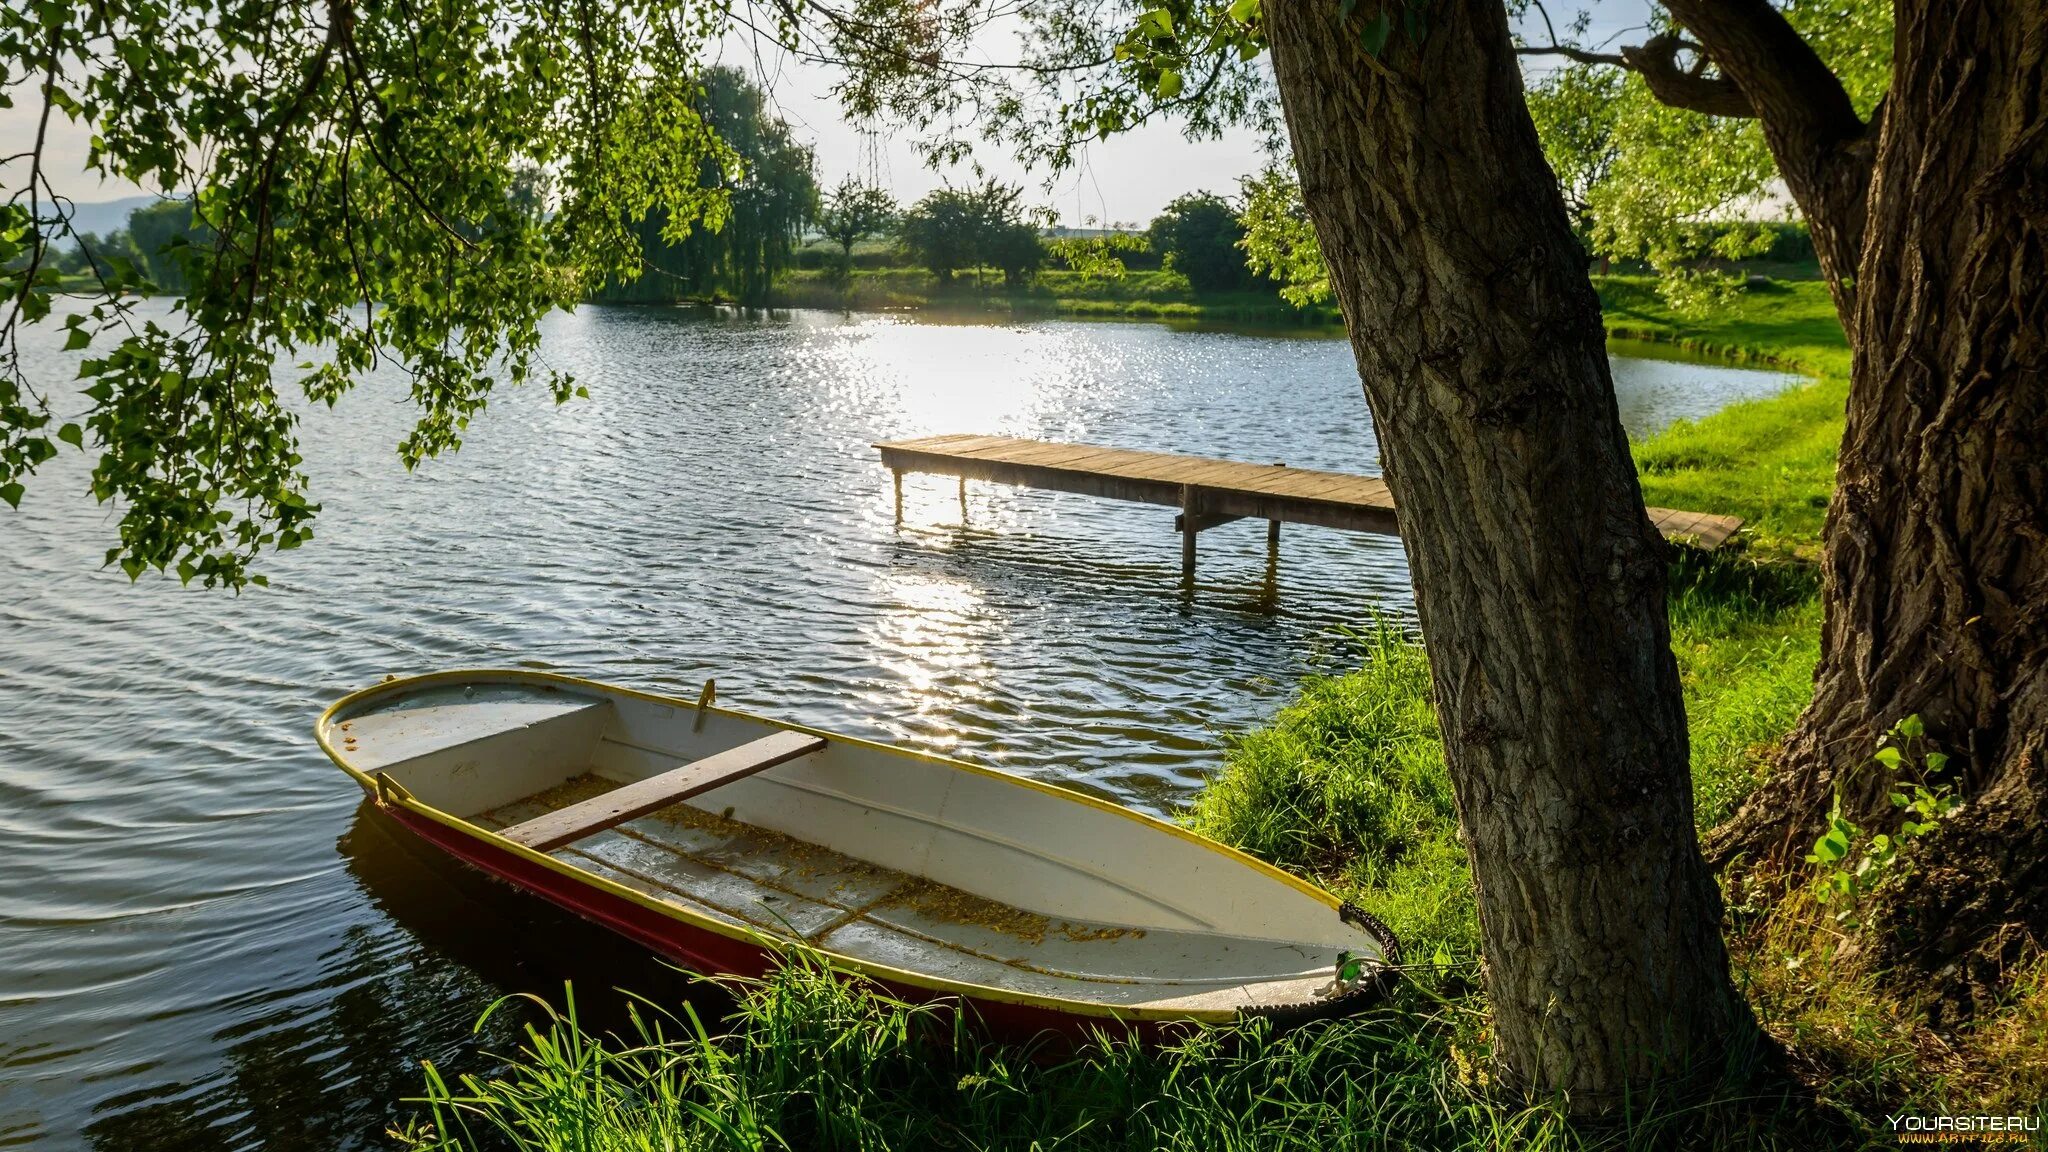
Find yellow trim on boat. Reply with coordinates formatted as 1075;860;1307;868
316;668;1351;1023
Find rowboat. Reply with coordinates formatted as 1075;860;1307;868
317;670;1399;1034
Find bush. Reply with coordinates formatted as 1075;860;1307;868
1148;192;1256;293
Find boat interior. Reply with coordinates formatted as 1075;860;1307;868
327;677;1372;1013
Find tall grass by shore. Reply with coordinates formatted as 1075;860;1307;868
391;281;2048;1150
396;949;1843;1152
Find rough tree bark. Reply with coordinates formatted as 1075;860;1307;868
1263;0;1754;1103
1678;0;2048;1015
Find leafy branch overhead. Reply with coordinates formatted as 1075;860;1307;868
1227;0;1887;313
2;0;739;586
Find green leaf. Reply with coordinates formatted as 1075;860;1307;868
1813;820;1853;862
1335;949;1365;983
0;482;22;509
1359;9;1391;55
1228;0;1260;22
64;327;91;351
1402;2;1426;46
1873;745;1904;770
1156;68;1183;99
56;423;83;449
1897;714;1925;738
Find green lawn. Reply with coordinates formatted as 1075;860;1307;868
774;266;1346;326
1598;275;1851;378
1604;279;1850;551
392;280;2048;1151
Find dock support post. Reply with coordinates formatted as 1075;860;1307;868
1180;484;1199;585
892;469;904;525
1267;518;1281;552
958;476;968;524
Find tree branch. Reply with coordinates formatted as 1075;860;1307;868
1520;32;1755;117
1519;0;1874;309
1660;0;1865;148
1660;0;1873;307
1619;33;1753;119
1515;43;1628;69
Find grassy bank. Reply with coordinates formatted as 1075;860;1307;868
770;266;1345;326
1598;276;1851;378
394;282;2048;1150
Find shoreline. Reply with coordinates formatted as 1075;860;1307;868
592;272;1841;374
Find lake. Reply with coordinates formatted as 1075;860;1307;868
0;302;1798;1149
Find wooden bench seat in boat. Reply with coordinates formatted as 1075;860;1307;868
500;730;826;851
321;671;1401;1028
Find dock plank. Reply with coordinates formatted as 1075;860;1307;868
875;435;1740;553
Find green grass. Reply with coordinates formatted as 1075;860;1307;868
396;279;2048;1149
771;267;1344;326
397;949;1845;1152
1597;276;1851;379
1185;621;1474;962
1599;277;1849;550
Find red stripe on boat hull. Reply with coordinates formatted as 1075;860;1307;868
385;805;1172;1042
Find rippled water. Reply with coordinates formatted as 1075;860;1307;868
0;301;1797;1149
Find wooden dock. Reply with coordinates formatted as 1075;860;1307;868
875;433;1742;583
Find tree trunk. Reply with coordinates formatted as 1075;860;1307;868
1263;0;1754;1104
1708;0;2048;1016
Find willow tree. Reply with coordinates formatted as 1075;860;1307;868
604;66;817;306
1248;0;2041;1019
1;0;739;583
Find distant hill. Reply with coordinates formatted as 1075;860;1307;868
49;195;161;241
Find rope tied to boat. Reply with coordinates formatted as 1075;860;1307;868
1242;902;1404;1027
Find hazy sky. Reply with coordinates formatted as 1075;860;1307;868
4;2;1655;225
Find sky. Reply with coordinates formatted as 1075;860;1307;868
2;1;1656;228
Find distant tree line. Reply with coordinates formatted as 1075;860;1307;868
800;181;1288;297
27;199;206;291
51;79;1821;312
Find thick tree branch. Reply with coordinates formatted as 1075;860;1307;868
1515;42;1626;67
1660;0;1874;316
1518;33;1754;117
1619;33;1753;118
1525;0;1875;315
1661;0;1865;148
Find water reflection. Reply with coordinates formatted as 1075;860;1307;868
77;804;717;1151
